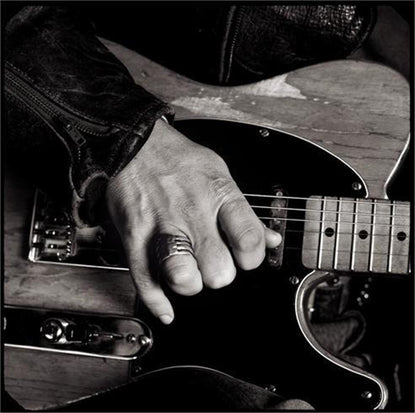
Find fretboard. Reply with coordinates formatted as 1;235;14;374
302;196;411;275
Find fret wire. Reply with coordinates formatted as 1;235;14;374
368;200;375;272
243;193;409;206
387;202;394;273
317;197;325;269
257;216;408;228
333;196;341;270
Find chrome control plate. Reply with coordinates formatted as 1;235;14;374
4;306;152;360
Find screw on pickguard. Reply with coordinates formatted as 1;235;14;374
355;276;373;308
266;186;288;268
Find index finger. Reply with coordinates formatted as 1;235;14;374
218;193;266;270
127;252;175;325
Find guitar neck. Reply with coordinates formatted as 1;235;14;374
298;196;411;275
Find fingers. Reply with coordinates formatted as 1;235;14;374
265;227;282;249
195;232;237;289
218;195;266;270
129;222;279;325
163;254;203;296
128;254;175;325
160;223;236;293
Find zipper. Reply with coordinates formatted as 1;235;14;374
5;64;118;151
221;6;245;84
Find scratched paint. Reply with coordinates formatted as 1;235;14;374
172;96;283;129
239;74;306;99
172;96;245;117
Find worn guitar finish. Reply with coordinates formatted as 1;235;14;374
4;40;410;411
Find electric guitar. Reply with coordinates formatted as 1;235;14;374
4;39;411;411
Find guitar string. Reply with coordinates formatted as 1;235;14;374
43;226;408;257
243;193;410;206
42;194;409;257
256;216;407;229
250;204;410;219
42;219;409;255
44;225;408;238
44;221;409;251
65;245;409;258
57;218;410;258
45;227;408;252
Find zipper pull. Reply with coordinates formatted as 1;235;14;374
63;121;86;147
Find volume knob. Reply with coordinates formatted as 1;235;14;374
41;319;65;342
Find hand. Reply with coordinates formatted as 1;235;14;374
106;119;281;324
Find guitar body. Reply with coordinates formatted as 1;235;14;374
4;40;410;411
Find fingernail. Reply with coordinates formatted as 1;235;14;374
159;314;173;325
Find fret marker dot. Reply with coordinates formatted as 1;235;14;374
324;227;334;237
397;232;406;241
359;230;368;240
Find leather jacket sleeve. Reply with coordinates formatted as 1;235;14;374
5;6;174;226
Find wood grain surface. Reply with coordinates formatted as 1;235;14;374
4;169;135;410
105;39;410;200
4;39;410;410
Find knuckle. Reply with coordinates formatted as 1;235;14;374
165;260;203;296
165;261;195;286
239;249;266;271
235;226;264;252
208;176;237;201
220;195;249;220
175;197;200;220
133;273;155;292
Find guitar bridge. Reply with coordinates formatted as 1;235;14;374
28;190;128;270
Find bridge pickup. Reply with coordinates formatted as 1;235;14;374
4;306;152;360
266;189;288;268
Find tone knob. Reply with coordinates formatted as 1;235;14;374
41;319;65;342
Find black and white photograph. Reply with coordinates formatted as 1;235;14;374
2;2;413;411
